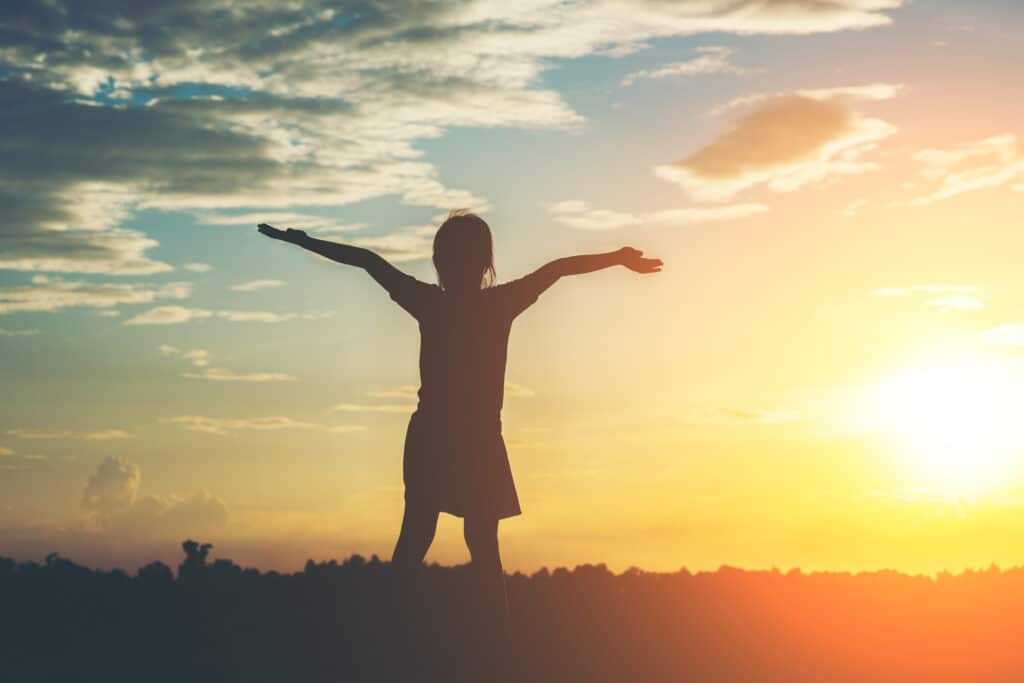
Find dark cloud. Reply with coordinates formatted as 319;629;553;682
0;0;901;274
0;80;278;274
687;97;853;177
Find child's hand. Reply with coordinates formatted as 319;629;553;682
258;223;307;244
618;247;662;274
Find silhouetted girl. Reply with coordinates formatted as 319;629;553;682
258;212;661;632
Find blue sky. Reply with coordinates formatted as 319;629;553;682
4;0;1024;573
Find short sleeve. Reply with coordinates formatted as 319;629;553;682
383;271;437;319
492;270;551;319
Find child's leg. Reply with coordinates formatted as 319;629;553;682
464;516;508;621
386;502;440;678
391;500;439;570
464;516;514;679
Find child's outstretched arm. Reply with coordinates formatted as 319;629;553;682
257;223;406;291
533;247;662;289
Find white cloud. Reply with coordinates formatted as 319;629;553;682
349;225;438;263
0;0;901;276
926;295;982;311
622;46;741;86
230;280;286;292
504;382;535;398
165;415;365;435
911;135;1024;205
122;491;229;535
365;385;420;399
124;306;213;325
160;346;210;367
82;429;132;441
80;456;229;534
711;82;903;115
330;402;417;414
7;428;130;440
82;456;140;515
214;310;294;323
549;199;767;230
133;306;333;326
197;212;365;235
183;262;212;272
911;284;976;294
0;327;39;336
871;284;980;310
182;368;295;382
182;350;210;367
843;198;868;217
0;277;191;315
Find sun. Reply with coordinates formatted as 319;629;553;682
864;354;1024;495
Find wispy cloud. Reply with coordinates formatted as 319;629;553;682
871;284;981;310
505;382;536;398
0;0;900;276
622;46;742;86
926;296;982;311
0;277;191;315
0;327;39;336
7;428;130;441
197;212;365;236
214;310;295;323
124;306;212;325
182;262;212;273
910;135;1024;205
549;200;766;230
230;280;286;292
711;82;903;115
182;368;295;382
364;385;420;399
165;415;364;436
350;225;438;263
330;403;416;414
158;345;210;367
127;307;333;325
843;198;868;217
160;345;289;381
656;86;899;201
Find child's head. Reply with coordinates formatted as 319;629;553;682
433;209;496;290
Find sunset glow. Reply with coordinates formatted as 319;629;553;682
863;355;1024;495
3;0;1024;577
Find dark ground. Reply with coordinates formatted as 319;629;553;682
3;541;1023;682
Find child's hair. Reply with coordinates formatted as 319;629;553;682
433;209;496;290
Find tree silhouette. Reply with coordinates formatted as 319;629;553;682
2;542;1024;682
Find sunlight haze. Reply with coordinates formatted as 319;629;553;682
3;0;1024;576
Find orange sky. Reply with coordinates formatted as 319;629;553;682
3;0;1024;574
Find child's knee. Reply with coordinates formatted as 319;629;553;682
463;517;499;556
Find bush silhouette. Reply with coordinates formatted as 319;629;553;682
2;542;1024;682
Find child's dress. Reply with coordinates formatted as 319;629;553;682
382;270;547;520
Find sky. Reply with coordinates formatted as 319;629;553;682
3;0;1024;575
